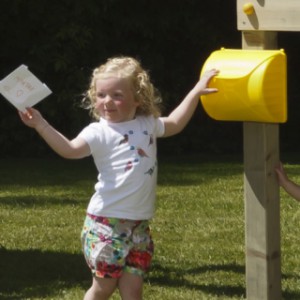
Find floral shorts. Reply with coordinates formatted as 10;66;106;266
81;214;154;279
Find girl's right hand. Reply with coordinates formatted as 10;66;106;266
18;107;48;130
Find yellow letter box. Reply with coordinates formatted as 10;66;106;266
200;48;287;123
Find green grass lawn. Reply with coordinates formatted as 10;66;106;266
0;155;300;299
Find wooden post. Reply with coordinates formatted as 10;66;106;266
243;31;282;299
236;0;300;297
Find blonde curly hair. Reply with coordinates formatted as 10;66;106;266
82;56;162;120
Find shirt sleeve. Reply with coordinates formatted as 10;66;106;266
156;117;165;137
77;122;101;154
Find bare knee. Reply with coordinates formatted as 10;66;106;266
84;276;117;300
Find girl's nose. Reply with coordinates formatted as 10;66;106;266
104;95;113;104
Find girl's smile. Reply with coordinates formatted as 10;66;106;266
94;77;140;123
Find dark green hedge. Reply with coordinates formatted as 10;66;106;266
0;1;298;157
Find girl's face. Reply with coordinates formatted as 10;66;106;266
94;77;139;123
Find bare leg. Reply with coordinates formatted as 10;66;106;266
118;273;143;300
84;276;118;300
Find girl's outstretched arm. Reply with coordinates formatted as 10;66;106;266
275;162;300;202
19;107;90;159
162;69;219;137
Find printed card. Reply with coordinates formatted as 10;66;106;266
0;65;52;112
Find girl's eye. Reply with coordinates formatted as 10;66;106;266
97;92;105;98
114;93;123;99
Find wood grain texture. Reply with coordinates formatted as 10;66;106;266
237;0;300;31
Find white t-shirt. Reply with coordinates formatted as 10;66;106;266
78;116;165;220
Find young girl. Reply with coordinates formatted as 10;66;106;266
19;57;218;300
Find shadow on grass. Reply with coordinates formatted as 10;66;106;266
0;157;96;187
1;249;299;299
0;195;84;207
0;157;243;188
0;247;90;299
158;162;244;187
149;262;300;299
149;262;246;298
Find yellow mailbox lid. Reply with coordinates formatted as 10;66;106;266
200;48;287;123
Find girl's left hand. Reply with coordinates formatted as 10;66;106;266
195;69;219;96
